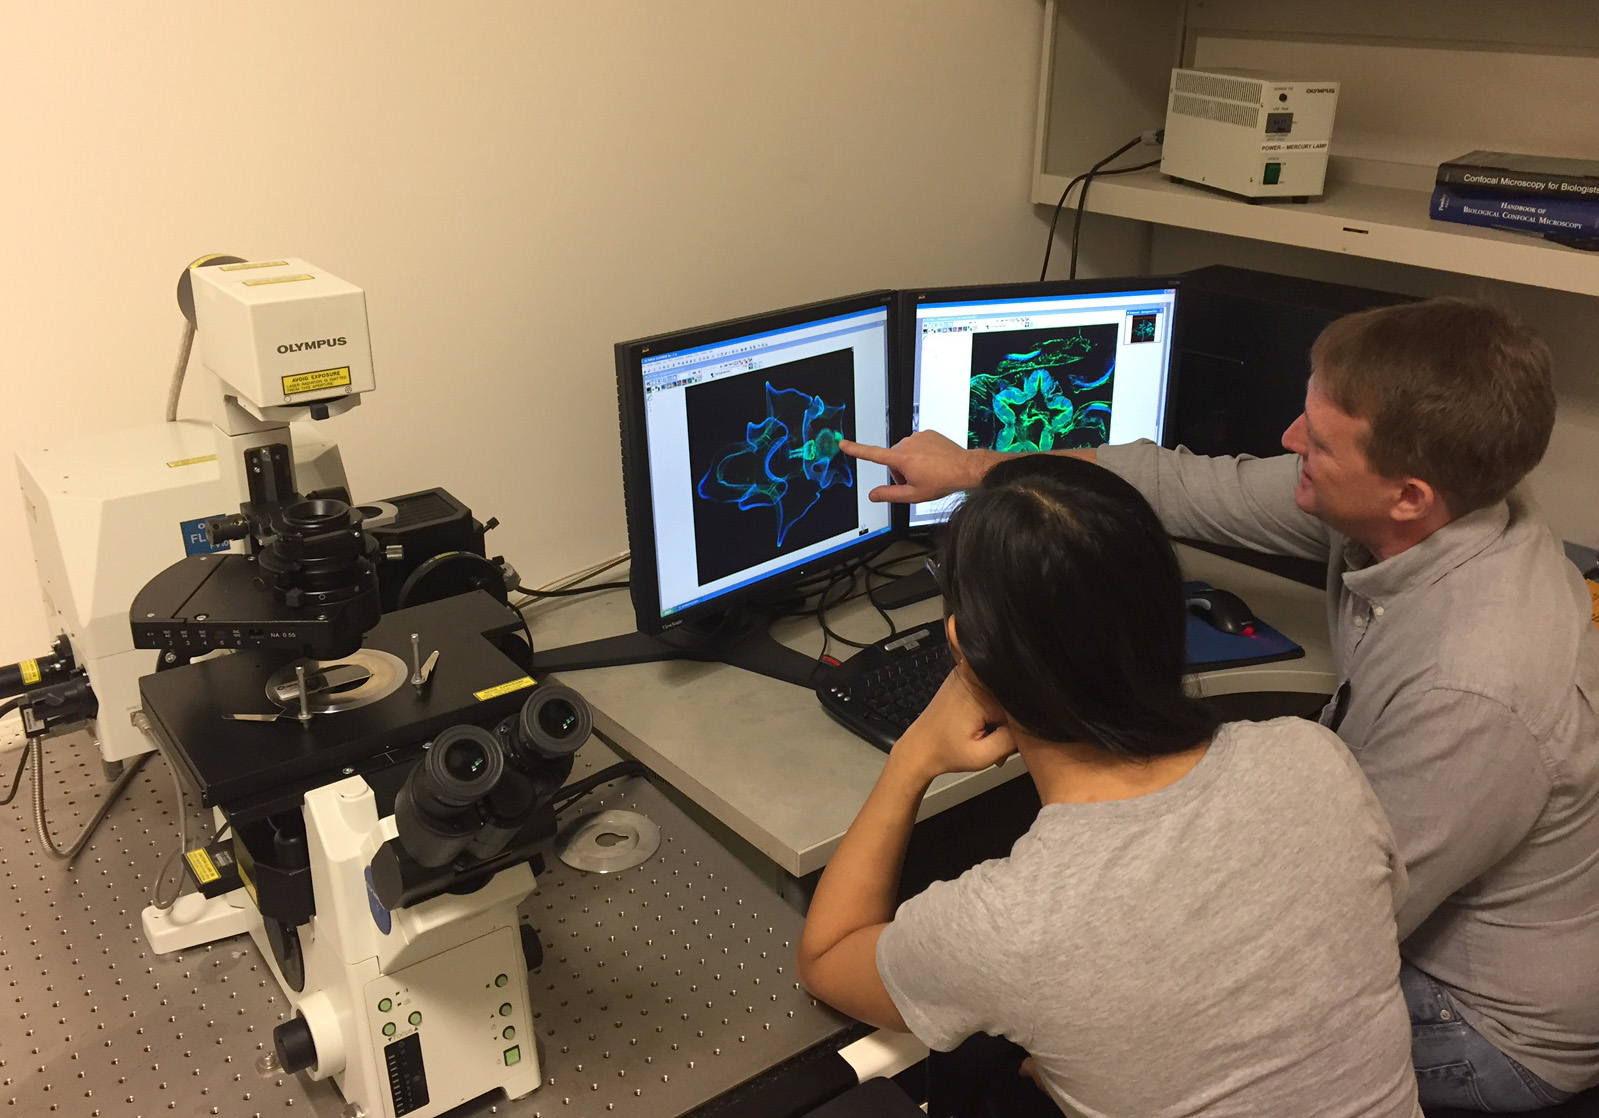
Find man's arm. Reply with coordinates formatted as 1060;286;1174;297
841;431;1093;504
1098;444;1332;562
796;669;1016;1029
1353;687;1547;939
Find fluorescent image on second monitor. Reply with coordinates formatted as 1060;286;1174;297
908;285;1178;529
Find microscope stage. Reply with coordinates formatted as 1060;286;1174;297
139;590;535;813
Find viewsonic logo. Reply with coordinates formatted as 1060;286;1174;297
277;337;348;354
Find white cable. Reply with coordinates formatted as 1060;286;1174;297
148;735;190;910
165;319;197;422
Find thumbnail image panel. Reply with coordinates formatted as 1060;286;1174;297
685;348;859;587
967;323;1118;453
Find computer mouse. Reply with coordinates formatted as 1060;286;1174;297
1186;587;1257;635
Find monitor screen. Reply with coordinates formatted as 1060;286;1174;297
618;291;897;634
902;277;1181;530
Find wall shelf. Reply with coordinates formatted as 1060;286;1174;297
1032;1;1599;296
1035;167;1599;297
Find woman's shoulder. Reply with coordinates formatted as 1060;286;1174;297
1218;714;1342;752
1215;716;1382;811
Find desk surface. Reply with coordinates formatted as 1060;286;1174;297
530;546;1336;879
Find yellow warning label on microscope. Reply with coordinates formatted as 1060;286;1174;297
185;849;221;885
19;660;40;685
281;366;352;397
243;273;314;286
474;677;536;702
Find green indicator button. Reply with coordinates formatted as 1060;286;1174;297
495;973;509;988
502;1026;516;1041
408;1011;422;1026
1263;162;1282;186
382;1022;396;1037
504;1045;521;1067
499;1002;513;1017
378;998;392;1013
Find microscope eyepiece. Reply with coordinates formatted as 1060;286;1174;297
513;683;593;763
393;724;506;867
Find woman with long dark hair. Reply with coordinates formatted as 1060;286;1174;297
797;455;1419;1117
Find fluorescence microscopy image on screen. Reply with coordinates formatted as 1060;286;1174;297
684;348;859;587
967;322;1118;453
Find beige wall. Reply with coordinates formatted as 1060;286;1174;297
0;2;1054;659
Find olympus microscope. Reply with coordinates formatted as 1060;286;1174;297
20;257;591;1118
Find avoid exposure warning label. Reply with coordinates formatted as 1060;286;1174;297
282;366;352;397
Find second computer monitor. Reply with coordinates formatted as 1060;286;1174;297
903;277;1181;529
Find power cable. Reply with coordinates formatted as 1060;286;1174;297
1039;131;1164;282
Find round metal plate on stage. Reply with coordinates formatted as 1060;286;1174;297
557;808;662;873
266;648;408;715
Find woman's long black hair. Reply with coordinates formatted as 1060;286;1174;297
940;454;1221;759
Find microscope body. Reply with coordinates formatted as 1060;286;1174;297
108;255;583;1118
259;776;541;1117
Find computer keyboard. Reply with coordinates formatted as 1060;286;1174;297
816;624;953;753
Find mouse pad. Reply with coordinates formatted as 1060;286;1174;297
1183;581;1305;671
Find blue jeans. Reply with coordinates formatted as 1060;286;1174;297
1402;962;1573;1112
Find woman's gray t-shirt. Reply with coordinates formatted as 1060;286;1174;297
876;717;1420;1118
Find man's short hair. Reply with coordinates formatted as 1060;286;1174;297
1311;298;1555;515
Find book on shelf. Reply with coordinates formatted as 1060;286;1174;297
1436;150;1599;201
1429;183;1599;238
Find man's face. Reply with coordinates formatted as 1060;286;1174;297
1281;373;1405;541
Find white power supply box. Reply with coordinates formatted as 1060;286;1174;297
1159;67;1339;201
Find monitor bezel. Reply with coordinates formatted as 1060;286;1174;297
616;289;900;637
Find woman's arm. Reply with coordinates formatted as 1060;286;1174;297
796;669;1016;1029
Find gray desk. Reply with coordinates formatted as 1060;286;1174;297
528;546;1336;884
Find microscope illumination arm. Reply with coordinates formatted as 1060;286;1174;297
183;257;376;518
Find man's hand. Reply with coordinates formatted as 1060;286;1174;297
894;668;1017;780
842;431;999;504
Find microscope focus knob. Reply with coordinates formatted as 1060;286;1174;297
274;1014;318;1075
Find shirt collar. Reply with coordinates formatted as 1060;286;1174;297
1340;499;1512;605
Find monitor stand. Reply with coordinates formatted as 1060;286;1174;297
530;606;822;689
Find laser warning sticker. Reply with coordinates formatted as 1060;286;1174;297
282;366;352;396
218;260;289;271
474;677;536;702
186;848;221;885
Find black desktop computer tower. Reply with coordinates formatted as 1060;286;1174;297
1168;265;1413;459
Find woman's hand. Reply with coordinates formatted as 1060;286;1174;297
893;667;1017;779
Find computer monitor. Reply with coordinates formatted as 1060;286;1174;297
533;290;897;686
901;276;1182;531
